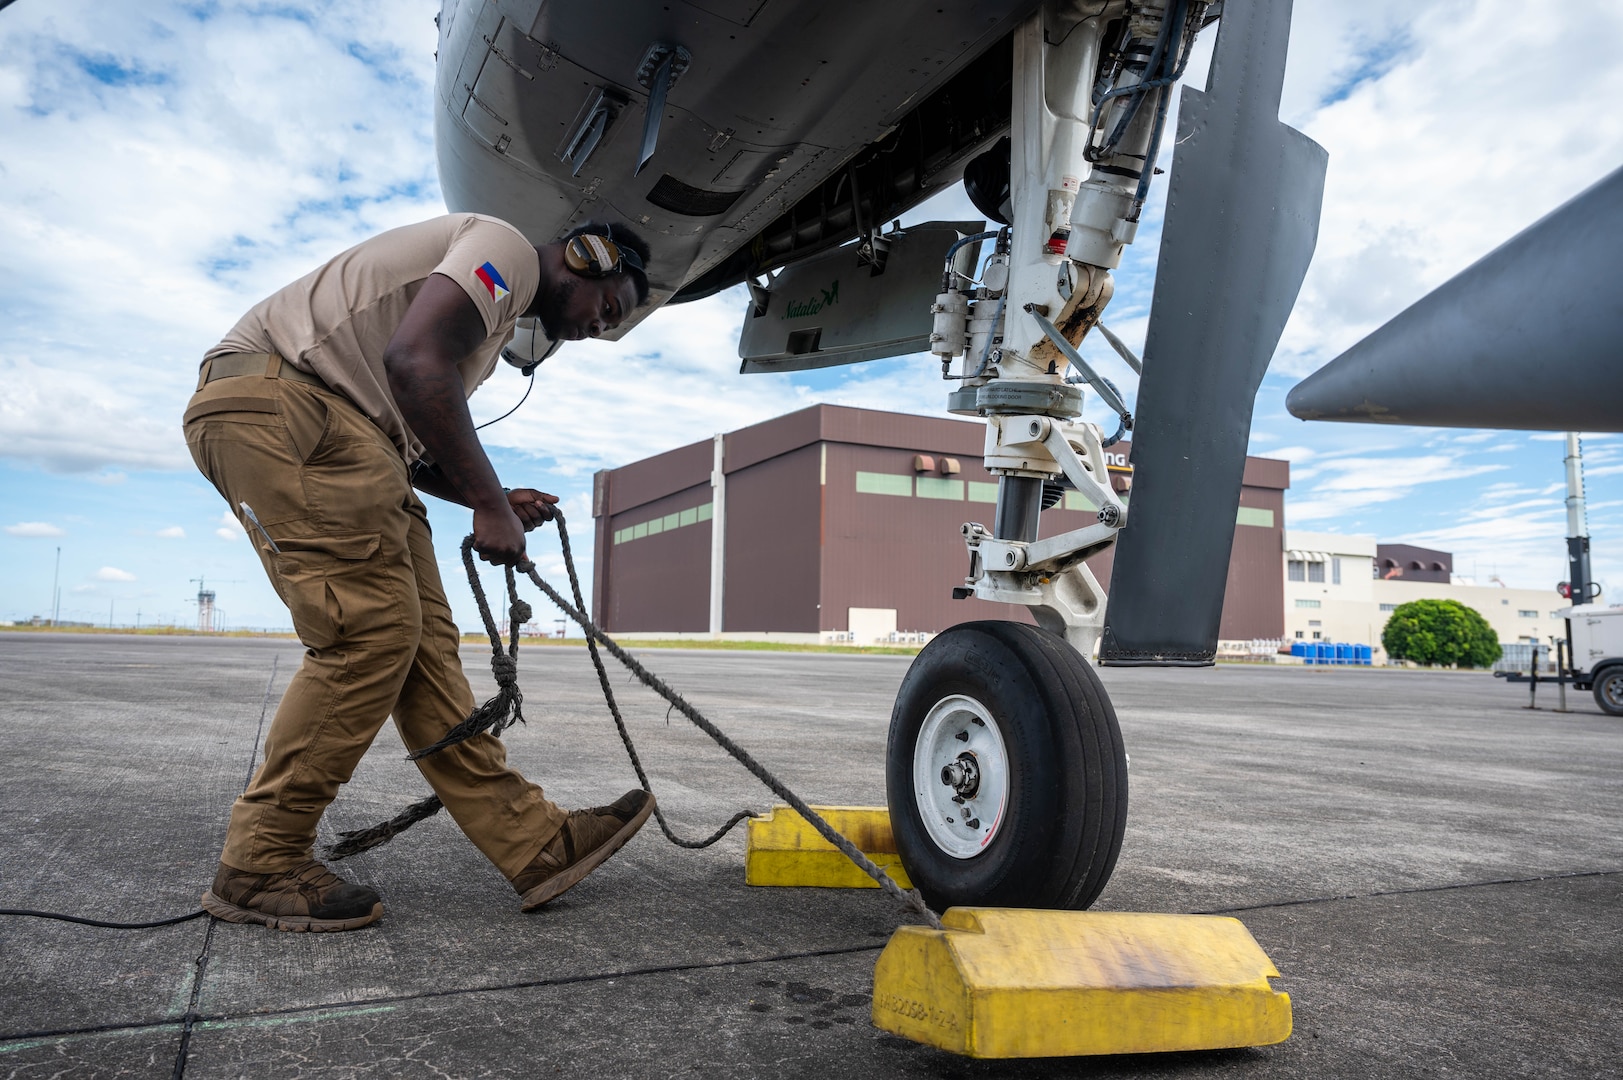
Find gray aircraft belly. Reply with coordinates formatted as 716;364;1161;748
433;0;1035;336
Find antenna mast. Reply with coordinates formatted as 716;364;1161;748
1564;433;1596;604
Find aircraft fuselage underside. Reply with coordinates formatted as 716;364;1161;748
434;0;1037;328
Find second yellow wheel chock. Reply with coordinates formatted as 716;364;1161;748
747;805;1291;1059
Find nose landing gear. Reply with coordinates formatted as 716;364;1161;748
886;620;1127;910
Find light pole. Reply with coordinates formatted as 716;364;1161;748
1563;432;1596;605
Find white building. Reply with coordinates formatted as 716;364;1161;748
1283;531;1563;661
1283;532;1380;650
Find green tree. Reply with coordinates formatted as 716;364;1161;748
1381;599;1502;668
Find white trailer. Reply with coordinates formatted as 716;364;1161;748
1560;603;1623;716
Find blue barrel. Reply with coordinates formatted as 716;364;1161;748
1315;642;1332;664
1334;643;1351;665
1291;641;1308;661
1356;644;1373;665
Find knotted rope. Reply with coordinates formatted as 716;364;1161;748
326;511;941;929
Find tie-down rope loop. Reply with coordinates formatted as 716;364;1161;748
325;511;941;929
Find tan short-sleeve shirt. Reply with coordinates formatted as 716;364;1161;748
205;213;540;463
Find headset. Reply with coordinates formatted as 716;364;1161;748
497;227;642;381
563;228;645;277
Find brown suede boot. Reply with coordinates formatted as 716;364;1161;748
202;859;383;932
512;790;656;911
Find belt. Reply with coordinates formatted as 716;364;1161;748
197;352;328;392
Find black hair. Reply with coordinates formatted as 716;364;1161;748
564;220;652;306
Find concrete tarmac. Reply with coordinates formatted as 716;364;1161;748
0;631;1618;1078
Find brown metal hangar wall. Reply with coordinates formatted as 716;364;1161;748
818;439;1035;634
592;439;713;632
591;405;1290;639
722;443;822;632
1219;456;1290;640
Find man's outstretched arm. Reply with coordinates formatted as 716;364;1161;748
383;272;527;564
412;461;558;530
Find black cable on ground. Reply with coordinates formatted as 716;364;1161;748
0;907;209;929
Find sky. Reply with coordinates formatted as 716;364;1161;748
1;0;1619;634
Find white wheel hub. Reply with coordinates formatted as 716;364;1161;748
912;694;1010;859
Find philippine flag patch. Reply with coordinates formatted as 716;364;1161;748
474;261;510;302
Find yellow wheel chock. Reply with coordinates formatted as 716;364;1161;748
746;805;1290;1058
745;805;912;889
873;908;1291;1058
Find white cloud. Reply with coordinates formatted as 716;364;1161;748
1287;454;1509;522
1481;482;1538;496
216;509;246;542
1273;0;1623;377
155;525;186;538
94;566;136;582
4;521;65;537
0;1;443;474
1287;487;1408;524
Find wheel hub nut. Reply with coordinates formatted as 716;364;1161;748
940;753;981;799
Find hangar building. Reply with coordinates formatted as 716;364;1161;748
591;404;1290;643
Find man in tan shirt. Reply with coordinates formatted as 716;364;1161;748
184;215;657;930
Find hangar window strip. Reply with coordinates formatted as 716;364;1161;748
916;477;965;500
1295;599;1322;608
855;471;913;497
1236;507;1274;527
612;502;713;545
858;472;1130;510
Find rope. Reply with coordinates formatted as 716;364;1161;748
328;511;942;929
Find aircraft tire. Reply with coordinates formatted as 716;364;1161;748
886;621;1127;911
1594;666;1623;716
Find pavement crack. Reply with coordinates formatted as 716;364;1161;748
0;941;892;1050
1196;866;1623;915
169;917;217;1079
171;654;280;1079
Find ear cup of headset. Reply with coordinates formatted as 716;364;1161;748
564;234;623;277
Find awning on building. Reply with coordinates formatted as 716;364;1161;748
1287;549;1331;563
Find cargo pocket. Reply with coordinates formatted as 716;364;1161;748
183;391;309;527
269;533;386;652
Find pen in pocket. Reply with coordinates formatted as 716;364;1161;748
238;502;281;553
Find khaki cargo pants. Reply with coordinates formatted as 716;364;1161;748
183;357;566;879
